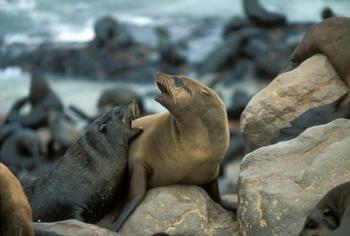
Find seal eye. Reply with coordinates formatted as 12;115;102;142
99;123;107;133
174;78;184;87
323;208;333;217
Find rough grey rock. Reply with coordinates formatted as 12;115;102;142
33;219;121;236
238;118;350;236
241;54;349;151
118;185;238;236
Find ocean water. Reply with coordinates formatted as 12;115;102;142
0;0;349;115
1;0;349;45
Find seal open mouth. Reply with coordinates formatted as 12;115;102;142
155;72;174;104
156;81;169;94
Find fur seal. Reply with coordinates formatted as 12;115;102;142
24;102;142;223
243;0;286;27
0;163;34;236
111;72;232;231
298;181;350;236
6;71;63;129
69;87;144;124
282;17;350;88
0;125;44;176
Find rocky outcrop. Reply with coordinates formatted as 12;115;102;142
118;185;238;236
34;220;121;236
91;16;134;49
238;118;350;236
241;54;349;151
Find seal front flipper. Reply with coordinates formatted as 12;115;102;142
7;108;47;129
111;161;151;232
128;127;143;144
201;177;237;213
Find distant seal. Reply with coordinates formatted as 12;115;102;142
298;181;350;236
243;0;286;27
6;71;63;129
282;17;350;88
111;72;232;231
321;7;335;20
69;87;144;124
24;102;142;223
0;124;43;176
0;163;34;236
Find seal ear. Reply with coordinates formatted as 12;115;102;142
200;89;210;96
99;123;107;133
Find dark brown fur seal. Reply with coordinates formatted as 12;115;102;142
282;17;350;88
0;163;34;236
0;125;43;176
24;102;142;223
299;181;350;236
243;0;286;27
6;71;63;129
111;72;232;231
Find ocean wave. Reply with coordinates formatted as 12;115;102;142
0;66;28;80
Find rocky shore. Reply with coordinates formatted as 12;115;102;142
1;1;349;236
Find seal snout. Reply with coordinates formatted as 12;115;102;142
155;72;172;95
128;100;141;121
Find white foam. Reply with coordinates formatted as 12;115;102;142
3;33;45;45
55;26;94;42
0;67;27;80
118;14;155;26
0;0;36;11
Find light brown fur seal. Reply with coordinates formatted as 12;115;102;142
0;163;34;236
111;72;232;231
282;17;350;88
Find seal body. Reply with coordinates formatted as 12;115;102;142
0;163;34;236
131;73;229;187
24;102;141;223
111;72;231;231
0;125;43;175
299;181;350;236
283;17;350;88
6;72;63;129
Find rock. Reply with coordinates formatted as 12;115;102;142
92;16;134;49
238;118;350;236
198;28;259;76
219;159;241;195
155;26;186;66
223;16;251;38
227;90;252;120
33;220;121;236
241;54;349;151
118;185;238;236
243;36;294;80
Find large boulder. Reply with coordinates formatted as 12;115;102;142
238;118;350;236
33;220;121;236
241;54;349;151
118;185;238;236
